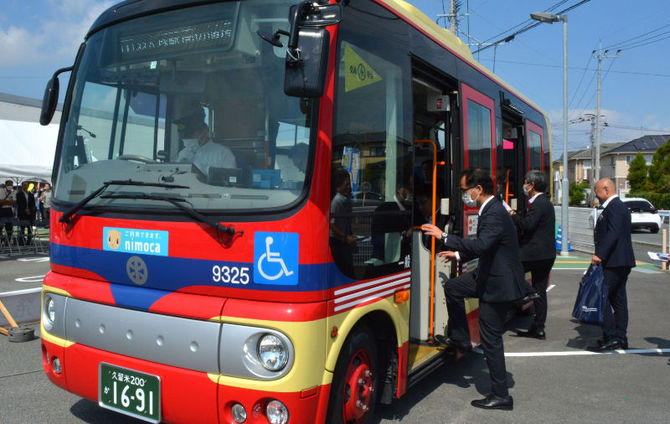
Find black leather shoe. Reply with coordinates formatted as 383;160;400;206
434;335;472;354
515;329;546;340
471;394;513;410
589;339;624;352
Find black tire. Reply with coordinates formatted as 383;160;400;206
651;225;659;234
326;326;379;424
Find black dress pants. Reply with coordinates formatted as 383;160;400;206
443;272;477;344
523;257;555;331
444;273;512;397
602;266;631;343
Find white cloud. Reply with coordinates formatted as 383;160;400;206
0;0;113;68
0;26;47;67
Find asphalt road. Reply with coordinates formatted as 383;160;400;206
1;254;669;423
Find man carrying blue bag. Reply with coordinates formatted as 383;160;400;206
572;264;607;324
587;178;635;351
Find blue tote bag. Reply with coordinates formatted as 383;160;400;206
572;264;608;324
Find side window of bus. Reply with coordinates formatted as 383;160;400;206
332;36;412;279
528;129;542;170
274;121;310;190
466;99;493;170
74;82;117;163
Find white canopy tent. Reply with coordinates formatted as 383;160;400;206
0;119;60;181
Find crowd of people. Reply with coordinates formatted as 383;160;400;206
0;179;51;246
420;169;634;411
329;165;635;412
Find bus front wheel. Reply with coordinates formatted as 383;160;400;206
327;327;379;424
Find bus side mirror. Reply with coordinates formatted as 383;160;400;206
284;2;341;98
40;66;73;126
284;28;330;97
40;76;60;126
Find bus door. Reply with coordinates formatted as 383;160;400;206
500;99;526;211
408;73;457;353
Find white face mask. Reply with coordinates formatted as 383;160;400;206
462;190;478;207
182;138;199;150
522;184;531;196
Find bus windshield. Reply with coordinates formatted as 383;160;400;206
55;0;313;213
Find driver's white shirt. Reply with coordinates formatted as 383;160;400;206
192;140;236;176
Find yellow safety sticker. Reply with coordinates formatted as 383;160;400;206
344;44;382;92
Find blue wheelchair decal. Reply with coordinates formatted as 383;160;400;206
253;232;299;285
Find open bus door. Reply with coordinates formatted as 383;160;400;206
501;98;526;212
406;71;458;377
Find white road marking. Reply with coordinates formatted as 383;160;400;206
547;284;556;292
15;275;46;283
505;348;670;357
17;257;49;262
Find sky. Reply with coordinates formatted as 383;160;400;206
1;0;670;158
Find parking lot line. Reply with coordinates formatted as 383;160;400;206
504;348;670;357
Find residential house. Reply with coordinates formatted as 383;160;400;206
600;134;670;196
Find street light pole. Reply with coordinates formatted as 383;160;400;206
561;15;569;256
531;11;569;256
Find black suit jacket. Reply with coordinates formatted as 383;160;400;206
511;193;556;262
445;197;526;303
594;196;635;268
16;190;36;220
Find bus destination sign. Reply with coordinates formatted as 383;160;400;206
119;19;234;60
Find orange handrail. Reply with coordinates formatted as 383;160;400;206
414;139;439;342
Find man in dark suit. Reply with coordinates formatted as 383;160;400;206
590;178;635;351
509;170;556;339
16;181;36;245
422;168;526;410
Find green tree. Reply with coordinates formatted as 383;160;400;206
569;181;588;206
627;152;648;192
647;139;670;193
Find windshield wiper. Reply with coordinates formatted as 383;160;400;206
59;179;189;224
100;193;238;236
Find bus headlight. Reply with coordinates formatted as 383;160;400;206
257;334;288;371
266;400;289;424
43;295;56;329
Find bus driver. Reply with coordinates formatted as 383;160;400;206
176;105;236;177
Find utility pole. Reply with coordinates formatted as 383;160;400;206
571;114;608;204
450;0;458;34
592;41;620;189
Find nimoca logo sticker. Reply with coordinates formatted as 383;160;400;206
103;227;169;257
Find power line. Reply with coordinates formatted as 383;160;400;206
603;23;670;50
479;0;570;44
480;59;670;78
615;32;670;51
473;0;592;54
605;124;670;133
568;53;594;109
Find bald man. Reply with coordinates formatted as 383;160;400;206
590;178;635;351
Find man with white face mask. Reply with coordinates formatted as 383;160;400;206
422;168;526;411
509;171;556;340
175;106;236;177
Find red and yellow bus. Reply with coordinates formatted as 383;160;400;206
39;0;550;422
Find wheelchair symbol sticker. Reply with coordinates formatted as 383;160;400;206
254;232;299;285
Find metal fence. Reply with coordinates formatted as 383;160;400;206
555;206;594;254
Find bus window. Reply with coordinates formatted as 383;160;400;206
466;100;493;170
527;120;544;171
332;18;411;278
462;83;495;174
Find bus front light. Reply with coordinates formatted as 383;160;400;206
257;334;288;371
265;400;289;424
43;295;56;330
